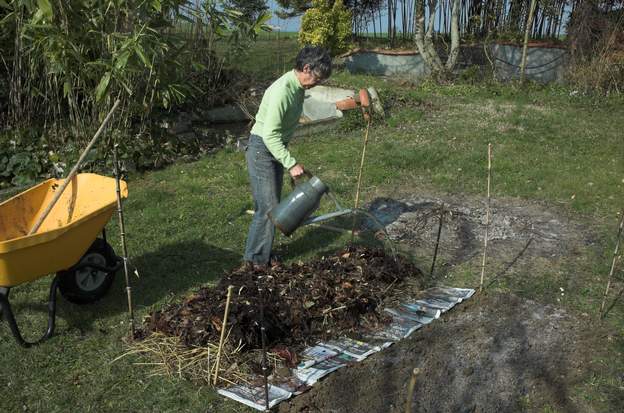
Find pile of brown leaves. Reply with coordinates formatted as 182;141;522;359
139;245;424;350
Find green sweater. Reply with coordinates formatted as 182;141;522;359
250;70;304;170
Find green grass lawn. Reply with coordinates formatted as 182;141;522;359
219;33;300;82
1;67;624;411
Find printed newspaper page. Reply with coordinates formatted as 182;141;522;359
323;337;382;361
294;355;351;385
297;344;339;369
218;384;291;411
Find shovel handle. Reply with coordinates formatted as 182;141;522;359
28;99;121;235
359;89;371;107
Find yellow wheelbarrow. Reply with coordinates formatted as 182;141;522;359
0;173;128;347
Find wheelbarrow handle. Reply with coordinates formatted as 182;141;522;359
0;276;60;348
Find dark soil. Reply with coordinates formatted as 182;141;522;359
271;195;609;412
279;293;598;413
139;245;425;350
138;194;616;412
367;194;591;269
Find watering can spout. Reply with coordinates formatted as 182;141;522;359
268;174;329;236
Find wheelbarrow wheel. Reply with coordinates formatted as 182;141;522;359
57;238;117;305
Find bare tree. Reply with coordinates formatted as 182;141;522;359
414;0;461;77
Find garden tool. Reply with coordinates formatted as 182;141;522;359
351;88;373;242
334;87;380;119
268;172;352;236
28;100;121;235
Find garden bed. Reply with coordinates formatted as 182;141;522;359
139;245;424;356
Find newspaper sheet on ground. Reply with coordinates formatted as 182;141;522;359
412;297;457;311
384;307;435;325
218;286;476;410
294;353;355;385
297;344;339;369
323;337;383;361
427;287;475;300
420;287;476;306
400;302;442;319
366;315;423;342
273;375;310;395
217;384;291;411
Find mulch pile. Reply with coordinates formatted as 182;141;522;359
139;245;424;350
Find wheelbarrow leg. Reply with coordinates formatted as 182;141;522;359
0;277;60;348
0;287;9;319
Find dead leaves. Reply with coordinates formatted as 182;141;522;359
139;246;424;351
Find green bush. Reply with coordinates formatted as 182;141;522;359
0;132;56;188
459;65;482;84
1;0;268;131
0;126;226;189
299;0;352;55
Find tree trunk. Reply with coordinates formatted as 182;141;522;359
520;0;538;83
403;0;408;40
446;0;461;71
414;0;443;72
414;0;461;78
424;0;444;69
388;0;394;46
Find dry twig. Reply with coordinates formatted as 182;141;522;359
479;143;492;292
600;209;624;318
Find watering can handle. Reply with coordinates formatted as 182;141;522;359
290;171;342;210
289;170;313;188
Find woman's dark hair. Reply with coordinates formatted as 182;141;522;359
294;45;332;80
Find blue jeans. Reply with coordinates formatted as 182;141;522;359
243;134;284;265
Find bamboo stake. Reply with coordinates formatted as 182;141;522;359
113;144;135;338
603;285;624;320
28;99;121;235
351;114;372;242
430;207;445;277
213;285;234;386
479;143;492;292
258;277;270;411
404;367;421;413
600;209;624;317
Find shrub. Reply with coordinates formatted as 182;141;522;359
567;3;624;95
299;0;352;55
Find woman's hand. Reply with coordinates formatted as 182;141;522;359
289;163;305;178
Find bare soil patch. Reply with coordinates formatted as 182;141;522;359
366;194;591;275
274;194;604;412
279;293;597;413
137;194;609;412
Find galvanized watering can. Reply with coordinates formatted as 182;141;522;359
268;172;351;236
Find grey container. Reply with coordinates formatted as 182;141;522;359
268;175;329;236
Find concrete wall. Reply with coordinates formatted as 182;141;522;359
344;52;428;77
491;44;567;83
341;45;568;83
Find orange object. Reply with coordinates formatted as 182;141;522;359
359;89;371;108
335;97;358;111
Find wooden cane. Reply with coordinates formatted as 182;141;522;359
213;285;234;386
28;100;121;235
405;367;421;413
600;209;624;317
479;143;492;292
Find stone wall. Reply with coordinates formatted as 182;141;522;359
340;44;568;83
343;51;429;77
492;44;567;83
